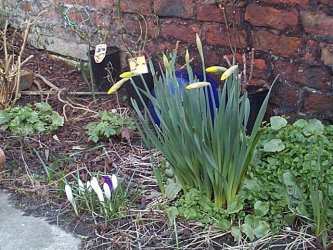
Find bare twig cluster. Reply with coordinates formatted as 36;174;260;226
0;20;32;108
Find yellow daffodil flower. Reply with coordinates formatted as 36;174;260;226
221;65;238;81
206;66;228;74
120;71;136;79
186;81;210;90
107;78;129;94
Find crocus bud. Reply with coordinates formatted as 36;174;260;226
65;184;78;216
103;183;111;200
91;177;105;203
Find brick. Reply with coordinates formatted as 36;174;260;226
120;0;152;15
91;0;114;9
154;0;194;19
122;15;160;39
318;0;333;6
160;21;200;43
245;4;298;30
320;43;333;66
92;10;113;28
204;23;247;48
205;49;224;67
303;91;333;120
271;83;300;113
196;4;241;24
274;60;332;91
301;11;333;37
253;30;301;57
303;40;320;64
264;0;309;7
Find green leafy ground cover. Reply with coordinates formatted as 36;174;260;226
164;117;333;244
86;111;135;143
0;102;64;136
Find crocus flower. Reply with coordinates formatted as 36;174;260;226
86;181;92;192
107;78;129;95
91;177;105;203
103;183;111;200
206;66;227;74
120;71;137;79
221;65;238;81
65;184;78;216
78;178;85;194
102;174;118;192
185;81;210;90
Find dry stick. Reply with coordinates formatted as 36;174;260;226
35;73;60;90
20;90;109;95
57;89;98;120
20;144;35;187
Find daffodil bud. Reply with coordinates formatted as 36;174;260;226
185;81;210;90
206;66;227;74
120;71;136;79
107;78;129;95
185;49;190;66
163;54;169;69
221;65;238;81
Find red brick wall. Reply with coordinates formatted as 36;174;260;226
12;0;333;121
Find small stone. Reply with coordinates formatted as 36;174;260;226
19;70;34;91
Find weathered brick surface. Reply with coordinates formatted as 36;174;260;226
204;23;247;48
264;0;309;7
301;11;333;37
161;21;200;43
154;0;194;19
245;4;298;30
3;0;333;121
303;91;333;121
197;4;241;24
253;30;301;57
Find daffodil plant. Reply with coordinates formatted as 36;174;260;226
64;173;126;220
109;35;275;209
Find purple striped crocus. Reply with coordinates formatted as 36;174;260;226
102;174;118;193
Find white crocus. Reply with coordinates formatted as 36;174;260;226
86;181;92;192
91;177;105;203
111;174;118;190
103;182;111;200
65;184;78;216
78;178;85;194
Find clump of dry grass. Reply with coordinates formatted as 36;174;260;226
0;20;34;108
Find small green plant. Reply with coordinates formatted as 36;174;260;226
86;111;135;143
65;173;128;220
0;102;64;136
242;117;333;245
